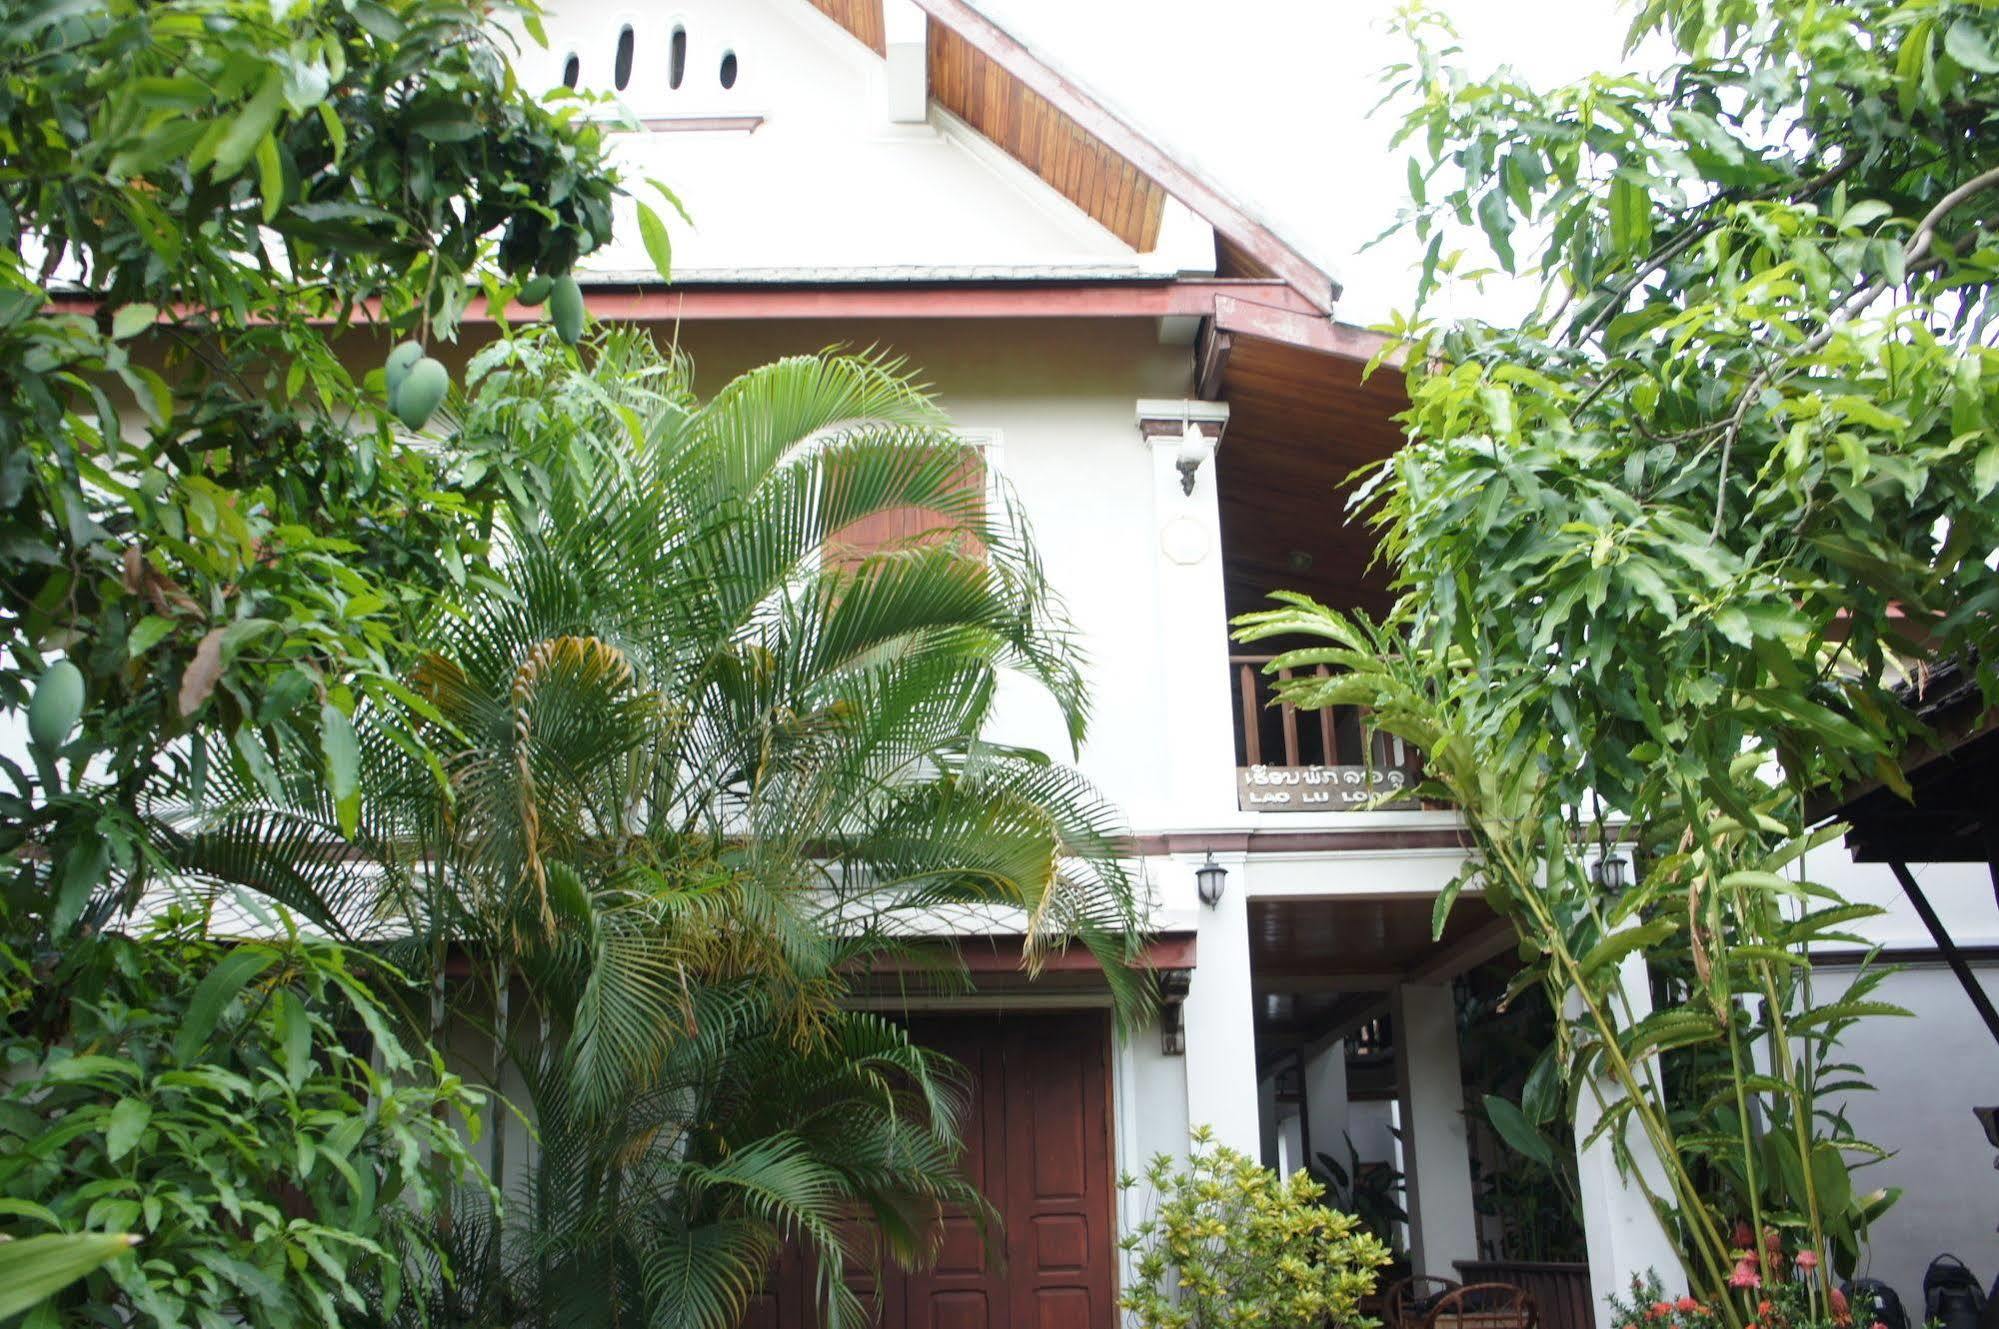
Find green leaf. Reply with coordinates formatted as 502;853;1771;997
275;988;312;1091
50;838;109;938
321;703;361;838
1577;917;1677;979
0;1233;137;1319
1609;175;1653;256
209;72;285;179
105;1098;151;1162
1946;19;1999;73
1483;1094;1555;1167
110;304;157;341
1975;442;1999;498
174;946;277;1064
126;615;175;659
255;133;284;222
635;200;674;283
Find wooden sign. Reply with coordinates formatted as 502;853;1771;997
1236;764;1417;812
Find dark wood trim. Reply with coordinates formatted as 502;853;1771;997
1813;943;1999;967
905;0;1339;312
869;930;1197;975
1196;320;1232;400
1128;826;1472;856
1406;915;1516;984
53;277;1326;328
1252;971;1402;994
1213;294;1394;365
1888;860;1999;1049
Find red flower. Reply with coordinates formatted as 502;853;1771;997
1730;1259;1762;1289
1734;1221;1756;1249
1759;1302;1774;1317
1830;1288;1851;1325
1651;1303;1675;1319
1764;1229;1784;1253
1796;1251;1820;1272
1678;1298;1701;1314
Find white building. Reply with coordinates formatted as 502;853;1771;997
440;1;1999;1323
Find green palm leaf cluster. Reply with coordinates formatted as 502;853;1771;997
172;328;1146;1328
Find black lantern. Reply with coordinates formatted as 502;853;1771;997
1590;853;1630;893
1195;852;1227;908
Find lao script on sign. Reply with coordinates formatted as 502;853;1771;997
1236;764;1418;812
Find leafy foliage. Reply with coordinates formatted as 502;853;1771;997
1120;1126;1394;1329
0;3;634;1320
1242;0;1999;1315
185;330;1148;1329
0;0;626;943
0;910;487;1327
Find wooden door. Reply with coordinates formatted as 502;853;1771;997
753;1010;1116;1328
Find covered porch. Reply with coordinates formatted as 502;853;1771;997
1244;887;1596;1329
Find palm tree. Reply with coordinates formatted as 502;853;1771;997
178;328;1146;1328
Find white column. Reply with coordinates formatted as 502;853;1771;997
1181;850;1260;1158
1393;982;1480;1280
1304;1038;1350;1174
1139;400;1235;829
1258;1072;1281;1168
1575;955;1688;1326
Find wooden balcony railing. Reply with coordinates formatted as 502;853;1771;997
1230;654;1424;812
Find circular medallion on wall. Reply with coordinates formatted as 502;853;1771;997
1160;515;1210;566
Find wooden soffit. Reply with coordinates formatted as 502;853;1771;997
802;0;1337;312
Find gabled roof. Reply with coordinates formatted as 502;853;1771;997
803;0;1341;314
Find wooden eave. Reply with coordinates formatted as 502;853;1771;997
803;0;1338;313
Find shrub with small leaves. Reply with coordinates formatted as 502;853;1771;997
0;909;489;1328
1119;1125;1393;1329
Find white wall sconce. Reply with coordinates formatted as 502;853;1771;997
1136;399;1229;498
1175;419;1215;495
1196;851;1228;908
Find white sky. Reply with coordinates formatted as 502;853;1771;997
973;0;1643;326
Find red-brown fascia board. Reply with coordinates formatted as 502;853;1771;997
48;277;1318;325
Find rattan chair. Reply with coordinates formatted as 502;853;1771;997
1421;1282;1538;1329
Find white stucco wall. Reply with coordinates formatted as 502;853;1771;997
1804;847;1999;1304
499;0;1212;281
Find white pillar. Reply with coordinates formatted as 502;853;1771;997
1393;982;1480;1281
1258;1073;1281;1168
1139;400;1235;829
1304;1039;1351;1174
1182;851;1260;1158
1575;955;1688;1326
1278;1110;1305;1178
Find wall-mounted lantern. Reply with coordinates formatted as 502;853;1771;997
1175;419;1215;495
1590;853;1630;894
1196;852;1228;908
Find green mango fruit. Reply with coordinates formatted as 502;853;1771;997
394;357;449;431
549;276;584;345
28;659;84;752
384;340;424;400
517;274;552;306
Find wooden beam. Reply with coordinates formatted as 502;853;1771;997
1888;860;1999;1049
54;277;1327;328
1214;295;1396;365
1252;971;1403;995
904;0;1340;312
1405;916;1518;986
1196;320;1232;401
1301;995;1391;1061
